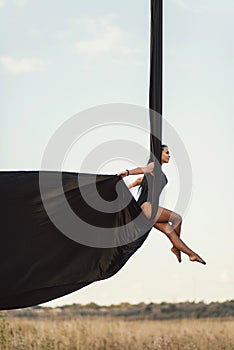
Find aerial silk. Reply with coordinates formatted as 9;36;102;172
0;0;162;310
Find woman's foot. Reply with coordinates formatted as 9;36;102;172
171;247;182;263
189;253;206;265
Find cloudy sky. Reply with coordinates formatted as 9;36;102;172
1;0;234;306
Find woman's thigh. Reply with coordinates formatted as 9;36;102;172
140;203;173;222
140;203;181;225
140;202;152;220
155;207;181;225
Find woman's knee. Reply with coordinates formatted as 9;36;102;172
170;212;182;226
154;222;174;236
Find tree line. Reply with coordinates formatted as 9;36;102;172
2;300;234;320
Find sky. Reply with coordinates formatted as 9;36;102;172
1;0;234;306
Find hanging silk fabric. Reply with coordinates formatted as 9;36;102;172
0;0;163;310
149;0;163;220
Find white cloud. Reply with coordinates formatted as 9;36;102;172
14;0;27;7
75;19;143;57
0;56;45;73
0;0;27;8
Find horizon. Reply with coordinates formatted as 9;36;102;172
33;299;234;309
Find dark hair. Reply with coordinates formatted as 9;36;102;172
147;144;168;164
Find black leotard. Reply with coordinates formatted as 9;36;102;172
137;171;168;207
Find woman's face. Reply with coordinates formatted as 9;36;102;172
161;147;170;164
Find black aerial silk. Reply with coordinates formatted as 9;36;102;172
0;0;163;310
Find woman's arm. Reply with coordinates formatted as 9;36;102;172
118;167;145;178
128;177;143;189
118;162;154;178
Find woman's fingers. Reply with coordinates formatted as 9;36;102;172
118;171;127;177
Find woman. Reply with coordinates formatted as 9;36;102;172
118;145;206;265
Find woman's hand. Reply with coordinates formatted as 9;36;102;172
118;170;128;178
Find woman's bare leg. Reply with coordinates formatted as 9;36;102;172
142;203;182;262
156;207;182;262
141;202;206;265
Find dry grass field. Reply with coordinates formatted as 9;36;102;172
0;316;234;350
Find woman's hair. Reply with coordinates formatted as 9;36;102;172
147;144;168;163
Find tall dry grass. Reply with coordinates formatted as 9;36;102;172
0;316;233;350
